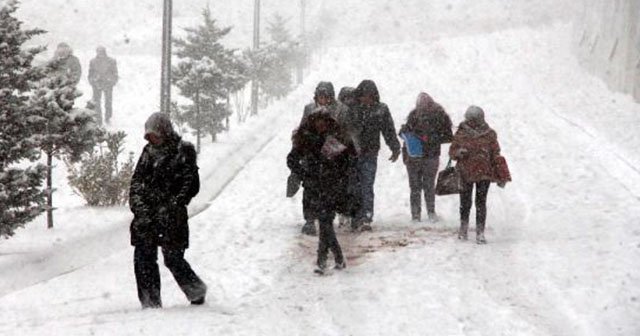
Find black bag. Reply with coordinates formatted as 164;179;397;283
436;159;463;195
286;172;302;197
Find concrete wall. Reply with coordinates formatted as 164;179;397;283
575;0;640;101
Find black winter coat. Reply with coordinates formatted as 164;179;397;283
129;138;200;248
287;113;359;217
88;55;118;89
348;102;401;156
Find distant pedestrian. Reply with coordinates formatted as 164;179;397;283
287;110;358;274
129;112;207;308
348;79;401;231
88;46;118;124
49;42;81;86
449;106;508;244
399;92;453;222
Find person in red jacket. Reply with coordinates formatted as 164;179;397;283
449;106;504;244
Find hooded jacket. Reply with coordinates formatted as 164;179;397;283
129;113;200;248
449;119;500;183
300;81;350;129
399;92;453;161
348;80;400;156
50;43;82;85
288;112;359;217
88;48;118;89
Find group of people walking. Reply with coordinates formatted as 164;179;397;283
287;80;510;274
48;42;118;125
125;79;510;308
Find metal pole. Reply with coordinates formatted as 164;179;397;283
296;0;306;84
160;0;173;115
251;0;260;116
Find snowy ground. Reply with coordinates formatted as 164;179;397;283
1;22;640;335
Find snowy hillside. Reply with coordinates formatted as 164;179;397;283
1;18;639;336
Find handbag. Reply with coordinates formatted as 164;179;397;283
494;155;512;183
400;131;424;158
435;159;463;195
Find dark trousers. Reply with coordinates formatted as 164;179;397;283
302;187;315;223
355;154;378;223
459;180;491;234
406;157;440;219
133;245;207;308
317;212;344;268
92;85;113;123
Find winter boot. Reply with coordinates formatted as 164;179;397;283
334;261;347;270
411;212;421;223
301;220;317;236
458;221;469;240
191;297;205;305
476;232;487;244
427;212;439;223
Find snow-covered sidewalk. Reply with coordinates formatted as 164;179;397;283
1;24;639;336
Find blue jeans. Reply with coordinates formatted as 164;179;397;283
356;154;378;223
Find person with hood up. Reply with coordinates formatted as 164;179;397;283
287;110;358;274
399;92;453;223
88;46;118;124
348;79;401;231
295;81;350;236
129;112;207;308
49;42;82;86
449;106;505;244
338;86;357;109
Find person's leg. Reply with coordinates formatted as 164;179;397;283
474;181;491;242
162;248;207;303
357;155;378;224
301;187;317;235
406;160;422;221
423;157;440;220
91;85;103;124
104;86;113;123
133;245;162;308
458;181;474;239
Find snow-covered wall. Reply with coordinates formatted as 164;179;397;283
574;0;640;102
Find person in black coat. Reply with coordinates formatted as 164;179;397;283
129;112;207;308
399;92;453;222
287;110;359;273
347;80;401;231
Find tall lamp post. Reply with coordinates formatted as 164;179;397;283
160;0;173;115
250;0;260;116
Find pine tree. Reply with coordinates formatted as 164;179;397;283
245;13;301;104
29;70;104;229
172;7;248;150
0;0;48;237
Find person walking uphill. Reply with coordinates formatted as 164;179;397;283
129;112;207;308
349;79;401;231
449;106;506;244
287;111;359;274
399;92;453;223
49;42;82;86
88;46;118;125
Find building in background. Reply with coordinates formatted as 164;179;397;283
575;0;640;102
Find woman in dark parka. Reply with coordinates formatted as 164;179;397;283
129;112;207;308
287;110;359;273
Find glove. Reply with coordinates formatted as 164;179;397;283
389;150;400;162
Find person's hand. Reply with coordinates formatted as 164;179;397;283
497;181;507;188
389;150;400;162
455;148;468;159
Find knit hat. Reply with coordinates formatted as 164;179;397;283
144;112;175;141
464;105;485;122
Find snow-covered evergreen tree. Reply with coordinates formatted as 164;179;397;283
172;7;248;149
0;0;47;237
30;69;104;229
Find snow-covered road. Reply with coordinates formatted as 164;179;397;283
1;24;639;335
